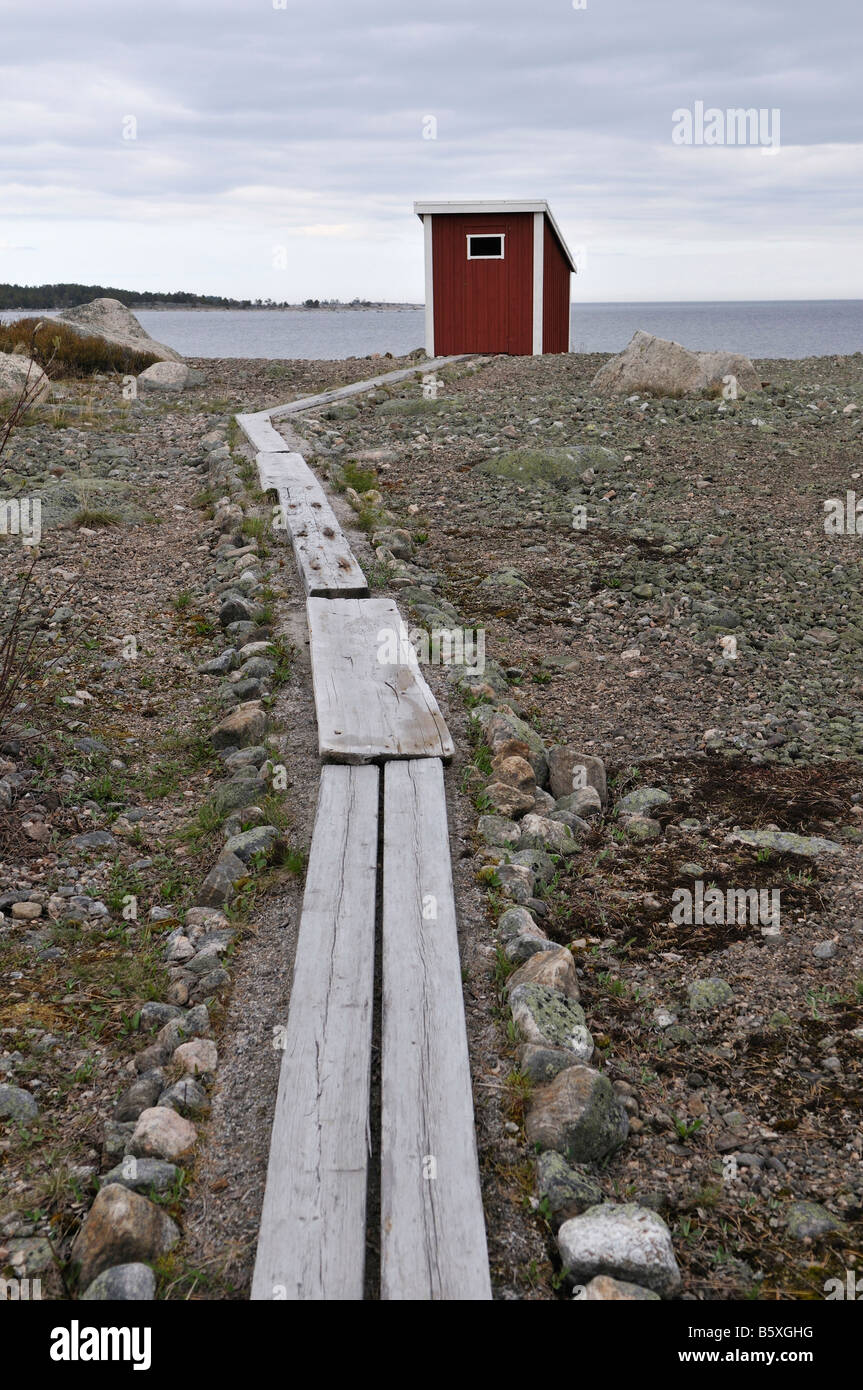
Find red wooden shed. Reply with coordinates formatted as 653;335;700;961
414;200;576;357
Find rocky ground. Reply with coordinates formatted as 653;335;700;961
1;344;862;1301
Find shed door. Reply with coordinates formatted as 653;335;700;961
432;214;533;355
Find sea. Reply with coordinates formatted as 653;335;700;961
2;300;861;361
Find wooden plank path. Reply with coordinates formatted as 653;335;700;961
257;450;368;598
251;764;379;1301
381;759;491;1300
235;411;292;453
239;357;489;1300
268;355;474;418
307;596;454;763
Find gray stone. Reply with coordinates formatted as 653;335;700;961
197;851;247;907
517;1044;580;1085
102;1157;179;1194
0;1083;39;1123
0;350;50;403
558;1202;682;1297
113;1071;164;1122
80;1262;157;1301
518;813;580;855
69;831;119;852
137;360;192;392
158;1078;210;1118
547;748;607;805
222;825;279;863
477;814;521;848
591;329;760;398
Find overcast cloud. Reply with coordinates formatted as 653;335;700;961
1;0;861;300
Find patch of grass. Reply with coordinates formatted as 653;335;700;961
73;508;120;528
0;317;160;378
340;461;377;493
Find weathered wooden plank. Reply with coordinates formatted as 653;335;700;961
251;764;379;1301
381;759;491;1300
307;597;454;763
255;451;368;598
236;411;291;453
269;355;475;417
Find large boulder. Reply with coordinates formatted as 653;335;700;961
56;298;182;363
0;351;50;405
591;330;761;397
136;361;193;392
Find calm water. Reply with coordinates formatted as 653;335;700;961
3;301;861;360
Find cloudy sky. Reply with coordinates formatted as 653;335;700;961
1;0;861;302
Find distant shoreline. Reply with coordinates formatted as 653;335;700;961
1;303;424;315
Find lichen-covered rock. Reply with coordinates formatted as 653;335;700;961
615;787;670;816
495;904;549;962
558;1202;681;1297
516;1043;580;1085
726;829;842;858
511;983;593;1060
687;977;734;1012
518;813;580;855
477;814;521;848
786;1199;842;1240
525;1065;629;1163
536;1151;603;1229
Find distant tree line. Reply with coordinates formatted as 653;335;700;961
0;283;257;310
0;284;418;311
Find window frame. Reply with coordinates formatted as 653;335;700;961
466;232;505;261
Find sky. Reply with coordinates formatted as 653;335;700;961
1;0;861;302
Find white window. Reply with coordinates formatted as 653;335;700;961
467;234;504;259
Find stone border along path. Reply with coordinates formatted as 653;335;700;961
237;363;492;1300
65;415;299;1300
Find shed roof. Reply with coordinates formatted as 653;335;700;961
413;200;577;273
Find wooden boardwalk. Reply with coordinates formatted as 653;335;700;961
241;362;489;1301
257;450;368;598
308;596;453;763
